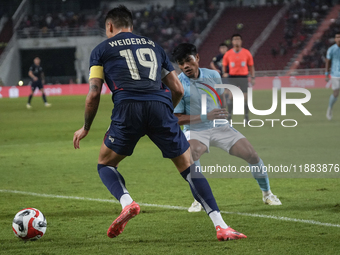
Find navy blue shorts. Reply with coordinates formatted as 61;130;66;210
31;80;43;91
104;101;190;158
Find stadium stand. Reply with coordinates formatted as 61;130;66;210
255;0;333;70
15;3;218;56
129;3;218;55
298;11;340;69
197;4;283;69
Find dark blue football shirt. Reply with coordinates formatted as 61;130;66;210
89;32;174;108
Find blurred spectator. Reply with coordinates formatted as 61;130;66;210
271;46;278;57
271;0;332;61
16;3;218;57
299;15;340;69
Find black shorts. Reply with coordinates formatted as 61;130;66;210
104;100;190;158
227;76;249;93
31;80;43;91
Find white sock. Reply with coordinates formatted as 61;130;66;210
209;211;228;229
262;190;273;197
120;194;133;209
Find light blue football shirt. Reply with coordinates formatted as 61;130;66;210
174;68;225;132
326;44;340;77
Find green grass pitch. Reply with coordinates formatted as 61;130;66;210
0;88;339;255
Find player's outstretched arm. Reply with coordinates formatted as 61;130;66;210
73;78;103;149
162;71;184;107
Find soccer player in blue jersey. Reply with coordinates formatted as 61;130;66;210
325;32;340;120
26;57;51;109
73;5;246;241
172;43;281;212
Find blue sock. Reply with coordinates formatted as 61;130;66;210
249;158;270;192
329;94;338;109
42;93;47;103
181;164;219;214
97;164;131;202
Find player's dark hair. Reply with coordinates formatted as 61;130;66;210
219;43;228;47
105;5;133;28
172;43;197;63
231;33;242;40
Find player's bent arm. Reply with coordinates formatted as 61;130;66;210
84;78;103;131
28;70;37;80
210;62;219;72
162;70;184;107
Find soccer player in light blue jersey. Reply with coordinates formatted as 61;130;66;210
172;43;282;212
325;32;340;120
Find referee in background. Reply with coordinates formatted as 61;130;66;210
222;34;255;124
27;57;51;109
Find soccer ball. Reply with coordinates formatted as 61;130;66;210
12;208;47;241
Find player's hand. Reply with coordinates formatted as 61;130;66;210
325;75;330;82
73;126;89;149
33;76;38;82
222;73;229;78
207;108;228;120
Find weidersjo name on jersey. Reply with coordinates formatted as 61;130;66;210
108;38;155;48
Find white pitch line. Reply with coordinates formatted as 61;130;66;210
1;189;340;228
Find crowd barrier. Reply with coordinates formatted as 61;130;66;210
0;75;331;98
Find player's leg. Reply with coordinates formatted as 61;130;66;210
98;102;145;238
229;138;281;205
239;77;249;125
226;83;234;122
243;92;249;124
187;138;207;212
211;125;281;205
327;78;339;120
27;84;35;108
98;142;140;238
170;149;246;240
148;102;246;240
98;141;131;208
39;85;51;107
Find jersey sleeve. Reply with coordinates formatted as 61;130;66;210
247;50;254;66
161;48;175;78
326;47;332;60
212;56;217;63
29;65;33;71
89;45;104;80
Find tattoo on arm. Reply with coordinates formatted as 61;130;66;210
89;84;100;92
